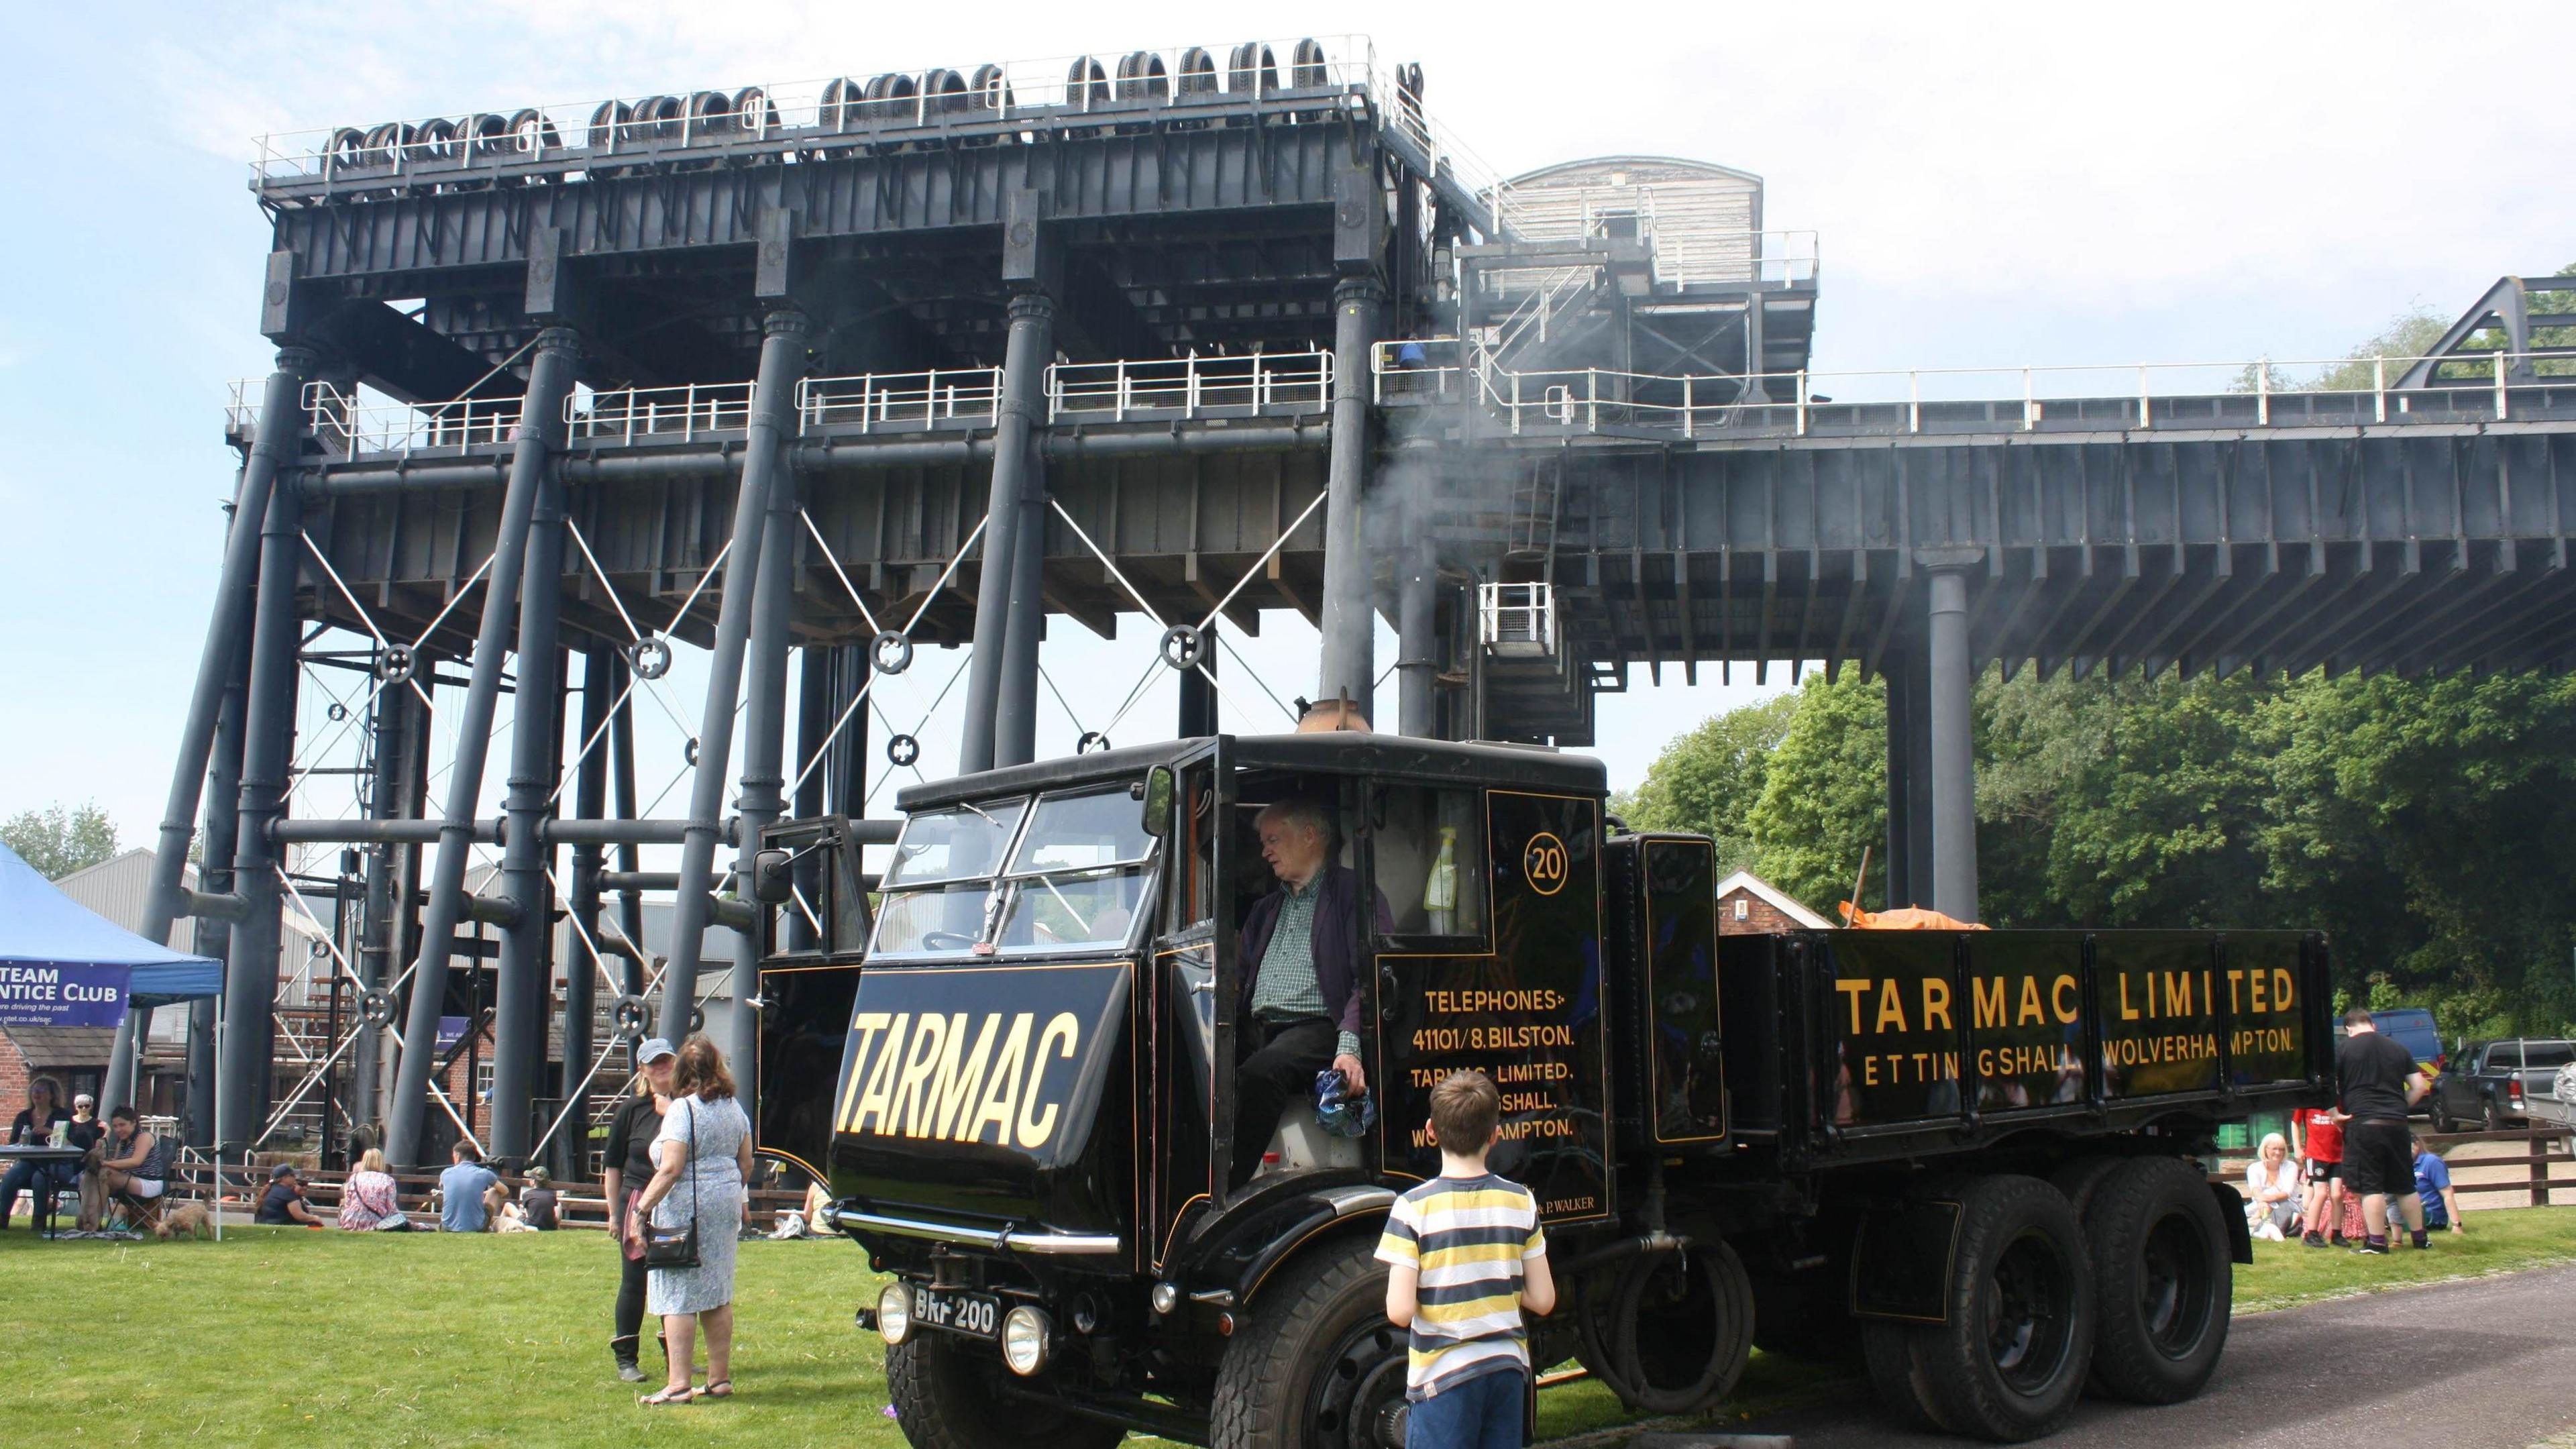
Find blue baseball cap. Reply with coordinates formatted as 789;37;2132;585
637;1037;677;1065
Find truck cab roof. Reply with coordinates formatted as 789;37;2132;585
892;733;1609;814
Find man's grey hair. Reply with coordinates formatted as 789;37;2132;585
1254;796;1335;846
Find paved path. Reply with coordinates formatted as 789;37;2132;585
1728;1264;2576;1448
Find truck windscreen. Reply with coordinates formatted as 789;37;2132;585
871;788;1155;959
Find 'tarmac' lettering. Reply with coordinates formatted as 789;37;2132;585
837;1010;1079;1149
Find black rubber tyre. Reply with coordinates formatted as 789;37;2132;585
2429;1097;2455;1134
1212;1235;1409;1449
1909;1174;2094;1442
883;1333;1124;1449
2080;1156;2231;1404
2482;1096;2504;1132
1862;1318;1957;1434
2049;1154;2127;1222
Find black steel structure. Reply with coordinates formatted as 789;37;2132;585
119;36;2576;1168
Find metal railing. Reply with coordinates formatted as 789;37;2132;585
566;382;756;442
1375;345;2569;439
1048;352;1332;421
1652;229;1821;287
246;36;1518;213
1479;583;1558;657
305;382;522;456
798;368;1002;431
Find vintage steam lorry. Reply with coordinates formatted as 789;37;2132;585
750;733;2329;1446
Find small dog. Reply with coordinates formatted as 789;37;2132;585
154;1201;213;1241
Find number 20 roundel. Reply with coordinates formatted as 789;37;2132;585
1521;831;1569;896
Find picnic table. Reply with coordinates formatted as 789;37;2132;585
0;1143;89;1239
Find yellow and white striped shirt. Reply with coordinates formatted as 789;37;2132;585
1375;1174;1547;1401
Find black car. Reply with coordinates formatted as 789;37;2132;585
2430;1038;2576;1132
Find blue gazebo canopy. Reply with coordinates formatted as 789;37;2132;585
0;842;221;1008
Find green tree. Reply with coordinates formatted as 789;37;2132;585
1743;673;1887;914
3;802;119;880
1617;692;1796;876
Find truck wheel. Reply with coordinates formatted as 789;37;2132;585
1607;1238;1754;1414
1212;1235;1408;1449
883;1335;1124;1449
2049;1154;2127;1222
2482;1097;2504;1132
1862;1320;1958;1434
1909;1174;2094;1442
2430;1099;2454;1134
2080;1157;2230;1404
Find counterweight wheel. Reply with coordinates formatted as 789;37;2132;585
1869;1174;2094;1443
2079;1156;2231;1404
882;1334;1123;1449
1212;1234;1408;1449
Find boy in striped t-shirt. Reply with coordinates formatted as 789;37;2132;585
1377;1070;1557;1448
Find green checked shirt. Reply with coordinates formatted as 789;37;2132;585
1249;874;1362;1060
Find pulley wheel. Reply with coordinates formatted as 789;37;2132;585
610;994;651;1040
375;644;416;685
885;733;920;768
688;1004;706;1034
1077;731;1113;755
871;629;914;676
1159;624;1207;671
628;635;672;681
359;987;398;1028
327;700;350;722
684;737;700;767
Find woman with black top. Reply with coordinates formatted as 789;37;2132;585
1;1075;74;1231
601;1038;678;1382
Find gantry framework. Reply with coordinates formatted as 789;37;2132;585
109;33;2576;1175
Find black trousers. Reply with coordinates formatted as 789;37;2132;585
1234;1015;1338;1184
616;1240;651;1346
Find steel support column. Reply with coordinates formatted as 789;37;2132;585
995;453;1049;768
1397;538;1438;737
727;399;808;1110
1177;626;1218;738
660;307;811;1044
557;643;614;1179
490;329;581;1163
216;445;308;1147
1925;562;1980;922
1318;277;1386;714
961;291;1057;774
786;647;830;953
1882;622;1933;912
608;658;646;994
183;640;251;1146
352;670;425;1134
124;351;313;1116
386;329;581;1167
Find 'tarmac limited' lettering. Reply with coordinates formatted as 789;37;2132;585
837;1010;1080;1149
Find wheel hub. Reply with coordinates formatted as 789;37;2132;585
1308;1318;1409;1449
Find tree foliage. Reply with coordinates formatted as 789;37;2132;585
2;802;120;881
1742;674;1888;912
1615;692;1796;876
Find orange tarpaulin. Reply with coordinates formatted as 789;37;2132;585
1837;902;1988;930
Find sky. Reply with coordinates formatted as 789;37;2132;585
2;0;2570;871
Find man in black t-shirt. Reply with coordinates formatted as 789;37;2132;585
2335;1007;2430;1253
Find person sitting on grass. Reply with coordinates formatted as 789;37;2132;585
256;1164;328;1228
521;1167;559;1231
437;1140;500;1232
1378;1071;1556;1449
2412;1134;2465;1237
337;1148;413;1231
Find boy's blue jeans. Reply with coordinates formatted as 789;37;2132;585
1406;1366;1526;1449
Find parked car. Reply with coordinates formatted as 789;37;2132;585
2430;1037;2576;1132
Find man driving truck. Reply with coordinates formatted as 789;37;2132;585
1233;796;1392;1185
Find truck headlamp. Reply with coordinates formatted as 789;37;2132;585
877;1281;913;1345
1001;1305;1052;1376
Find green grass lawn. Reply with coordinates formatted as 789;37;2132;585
3;1207;2569;1446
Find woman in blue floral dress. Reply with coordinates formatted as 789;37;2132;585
633;1036;753;1404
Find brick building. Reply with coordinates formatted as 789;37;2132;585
1715;871;1832;934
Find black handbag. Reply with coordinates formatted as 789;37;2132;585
643;1098;700;1270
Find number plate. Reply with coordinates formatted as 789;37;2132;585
912;1287;1002;1340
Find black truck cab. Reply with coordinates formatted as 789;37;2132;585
753;733;2331;1449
